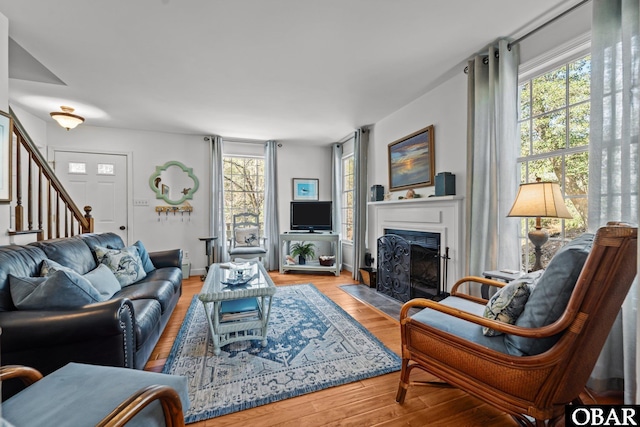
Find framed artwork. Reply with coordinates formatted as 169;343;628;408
292;178;319;200
388;125;435;191
0;111;13;202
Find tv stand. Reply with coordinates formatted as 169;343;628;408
279;233;341;276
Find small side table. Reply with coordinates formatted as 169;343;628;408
199;236;218;280
481;270;522;299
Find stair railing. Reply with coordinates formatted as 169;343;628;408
8;107;93;240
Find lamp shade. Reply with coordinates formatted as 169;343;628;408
50;106;84;130
507;181;572;219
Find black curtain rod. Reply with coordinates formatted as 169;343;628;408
508;0;591;51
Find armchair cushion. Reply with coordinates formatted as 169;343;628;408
505;232;594;356
95;245;147;287
9;270;103;310
411;296;510;354
2;362;189;427
234;227;260;247
482;280;530;337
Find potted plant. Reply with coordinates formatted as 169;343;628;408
290;241;316;265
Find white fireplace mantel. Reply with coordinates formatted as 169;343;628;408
368;196;465;292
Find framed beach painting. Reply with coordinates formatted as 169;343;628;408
292;178;319;200
388;125;435;191
0;111;13;202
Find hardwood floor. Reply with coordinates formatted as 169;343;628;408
143;272;518;426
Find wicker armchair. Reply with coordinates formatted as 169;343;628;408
396;222;637;426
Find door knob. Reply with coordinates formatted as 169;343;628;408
119;226;126;230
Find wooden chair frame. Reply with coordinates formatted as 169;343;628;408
396;222;637;426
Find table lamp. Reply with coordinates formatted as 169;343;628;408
507;177;572;271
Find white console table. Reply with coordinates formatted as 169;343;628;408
279;232;342;276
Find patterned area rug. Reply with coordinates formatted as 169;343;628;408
162;284;401;424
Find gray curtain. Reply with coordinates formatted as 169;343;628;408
264;140;280;270
465;39;520;277
331;143;343;235
588;0;639;403
352;128;369;279
209;135;229;263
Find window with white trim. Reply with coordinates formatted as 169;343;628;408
342;154;354;242
517;52;590;270
223;156;265;234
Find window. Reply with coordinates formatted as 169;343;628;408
68;162;86;174
517;54;590;269
223;156;265;234
97;163;115;175
342;154;354;241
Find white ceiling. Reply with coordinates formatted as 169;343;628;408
1;0;575;144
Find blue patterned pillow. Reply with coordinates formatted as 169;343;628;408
482;280;531;336
94;245;147;287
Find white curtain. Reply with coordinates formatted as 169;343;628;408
331;143;343;235
209;135;229;263
465;39;521;277
587;0;639;403
352;128;369;279
264;140;280;270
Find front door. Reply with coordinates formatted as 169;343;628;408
53;150;129;242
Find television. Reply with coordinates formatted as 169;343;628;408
290;201;333;232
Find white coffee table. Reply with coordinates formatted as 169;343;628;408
198;262;277;355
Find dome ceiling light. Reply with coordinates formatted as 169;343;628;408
50;106;84;130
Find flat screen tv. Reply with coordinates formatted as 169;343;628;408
290;201;332;232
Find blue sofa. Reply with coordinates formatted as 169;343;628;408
0;232;183;385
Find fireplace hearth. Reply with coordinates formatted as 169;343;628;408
376;229;445;303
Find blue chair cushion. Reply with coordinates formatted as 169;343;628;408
2;362;189;427
229;246;267;256
411;296;510;354
504;232;594;356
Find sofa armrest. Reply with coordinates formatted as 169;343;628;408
149;249;183;269
0;298;134;352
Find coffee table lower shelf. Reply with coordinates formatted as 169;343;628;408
200;296;273;355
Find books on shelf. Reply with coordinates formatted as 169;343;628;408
220;297;260;322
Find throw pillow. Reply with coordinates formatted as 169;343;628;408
9;270;103;310
482;280;531;336
133;240;156;273
234;227;260;247
504;232;594;356
83;264;121;300
40;259;77;277
94;245;147;288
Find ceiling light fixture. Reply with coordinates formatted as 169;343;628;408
50;106;84;130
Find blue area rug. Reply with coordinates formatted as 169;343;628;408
162;284;401;424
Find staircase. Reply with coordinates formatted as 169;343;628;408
6;107;94;241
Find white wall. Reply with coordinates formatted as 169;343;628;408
44;121;211;275
367;72;467;250
276;142;332;233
